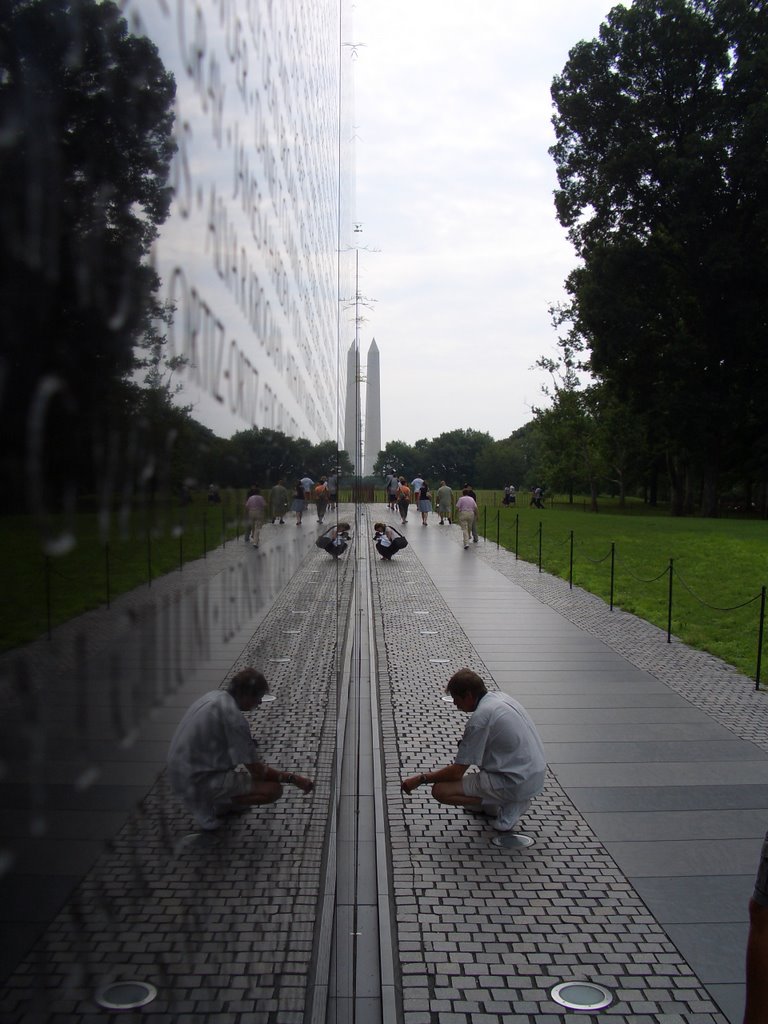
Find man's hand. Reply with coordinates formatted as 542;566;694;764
292;774;314;794
401;775;424;794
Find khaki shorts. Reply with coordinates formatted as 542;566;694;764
200;768;253;808
462;768;545;806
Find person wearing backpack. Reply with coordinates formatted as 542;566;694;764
373;523;408;560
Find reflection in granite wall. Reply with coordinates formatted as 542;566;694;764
0;0;355;1013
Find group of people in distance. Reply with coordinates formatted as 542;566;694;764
289;474;337;526
384;473;481;550
167;667;546;850
243;474;339;545
247;474;487;552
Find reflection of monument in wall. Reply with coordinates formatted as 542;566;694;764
344;338;382;476
363;340;381;477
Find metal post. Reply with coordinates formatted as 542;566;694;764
483;505;487;540
179;533;183;572
105;543;111;609
514;514;519;560
538;521;543;573
203;515;207;558
221;503;226;547
569;530;574;590
667;558;674;642
496;510;500;550
147;530;152;587
756;585;766;689
610;543;615;611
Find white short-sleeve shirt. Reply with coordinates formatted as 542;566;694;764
456;691;546;792
167;690;257;789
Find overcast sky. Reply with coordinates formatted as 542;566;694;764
351;0;614;449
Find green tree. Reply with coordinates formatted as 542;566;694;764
475;436;529;490
373;440;418;480
422;428;494;485
550;0;768;516
226;429;311;487
0;0;177;506
308;441;353;480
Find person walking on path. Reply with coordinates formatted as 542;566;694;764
314;477;329;523
245;488;267;547
269;479;289;524
327;471;338;509
401;669;546;838
385;472;398;511
410;474;424;506
291;480;306;524
436;481;452;524
417;482;432;525
463;483;480;542
396;477;411;523
455;488;478;549
167;668;313;831
300;474;314;506
373;522;408;559
530;485;544;509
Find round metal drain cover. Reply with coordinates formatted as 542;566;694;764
420;630;438;636
550;981;613;1011
429;658;449;664
269;657;291;664
261;694;276;703
441;695;454;702
491;832;535;850
95;981;157;1010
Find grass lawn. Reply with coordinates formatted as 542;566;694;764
476;499;768;682
1;491;246;653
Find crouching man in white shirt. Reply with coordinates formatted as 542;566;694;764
401;668;545;835
167;668;313;830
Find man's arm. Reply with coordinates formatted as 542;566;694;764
246;761;314;793
402;762;468;794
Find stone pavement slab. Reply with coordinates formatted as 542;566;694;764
371;505;768;1024
0;512;355;1023
2;499;766;1023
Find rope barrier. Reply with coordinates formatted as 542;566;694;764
490;518;766;685
578;546;613;565
619;563;670;585
673;566;762;612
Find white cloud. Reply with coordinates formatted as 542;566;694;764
351;0;612;448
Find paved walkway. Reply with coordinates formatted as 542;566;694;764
372;507;768;1024
1;502;766;1022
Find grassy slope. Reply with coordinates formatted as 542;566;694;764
476;500;768;680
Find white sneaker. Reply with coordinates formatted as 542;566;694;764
492;798;531;832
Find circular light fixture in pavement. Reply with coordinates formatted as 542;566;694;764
550;981;613;1011
491;832;535;850
94;981;157;1010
